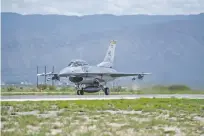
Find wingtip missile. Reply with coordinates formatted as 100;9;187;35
37;72;54;76
37;73;45;76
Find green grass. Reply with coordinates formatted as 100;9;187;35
2;98;204;113
1;85;73;92
1;84;204;96
1;98;204;136
1;88;204;96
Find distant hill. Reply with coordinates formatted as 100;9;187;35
1;12;204;89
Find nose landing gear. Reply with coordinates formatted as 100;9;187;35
75;84;84;95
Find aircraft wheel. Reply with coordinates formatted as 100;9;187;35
77;90;80;95
80;90;84;95
104;87;110;95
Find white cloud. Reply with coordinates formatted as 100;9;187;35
1;0;204;15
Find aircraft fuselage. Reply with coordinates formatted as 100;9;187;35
58;65;117;85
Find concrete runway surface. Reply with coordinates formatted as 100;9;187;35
1;94;204;101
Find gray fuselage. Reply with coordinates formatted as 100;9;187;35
58;65;117;84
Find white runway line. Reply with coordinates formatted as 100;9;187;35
1;94;204;101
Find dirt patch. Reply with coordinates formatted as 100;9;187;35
98;110;143;115
116;128;135;135
163;126;183;136
108;122;127;127
15;110;39;115
131;117;151;122
50;129;62;135
27;125;40;134
194;116;204;122
2;128;15;132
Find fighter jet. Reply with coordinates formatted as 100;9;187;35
37;40;151;95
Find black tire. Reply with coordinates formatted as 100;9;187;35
77;90;80;95
104;87;110;95
80;90;84;95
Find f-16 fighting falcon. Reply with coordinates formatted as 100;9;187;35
37;40;151;95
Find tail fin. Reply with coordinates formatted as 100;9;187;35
97;40;117;68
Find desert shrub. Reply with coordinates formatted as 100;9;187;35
7;86;15;92
111;86;127;92
31;88;38;92
152;85;168;90
152;84;191;91
136;90;142;94
19;87;24;90
113;86;122;92
37;84;57;91
168;85;191;91
48;85;56;90
37;84;48;90
116;86;122;92
59;87;73;92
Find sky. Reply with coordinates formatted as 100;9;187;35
1;0;204;16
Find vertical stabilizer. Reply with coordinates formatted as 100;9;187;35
97;40;117;68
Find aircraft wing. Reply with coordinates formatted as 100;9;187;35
57;72;151;77
108;72;151;77
37;72;151;78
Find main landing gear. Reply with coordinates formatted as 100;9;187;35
103;87;110;95
77;88;109;95
75;84;110;95
77;90;84;95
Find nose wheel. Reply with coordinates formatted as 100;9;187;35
77;90;84;95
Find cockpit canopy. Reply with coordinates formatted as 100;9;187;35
68;59;89;67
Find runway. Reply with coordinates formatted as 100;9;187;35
1;94;204;101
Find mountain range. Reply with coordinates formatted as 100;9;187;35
1;12;204;89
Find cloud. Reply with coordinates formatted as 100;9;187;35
1;0;204;15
